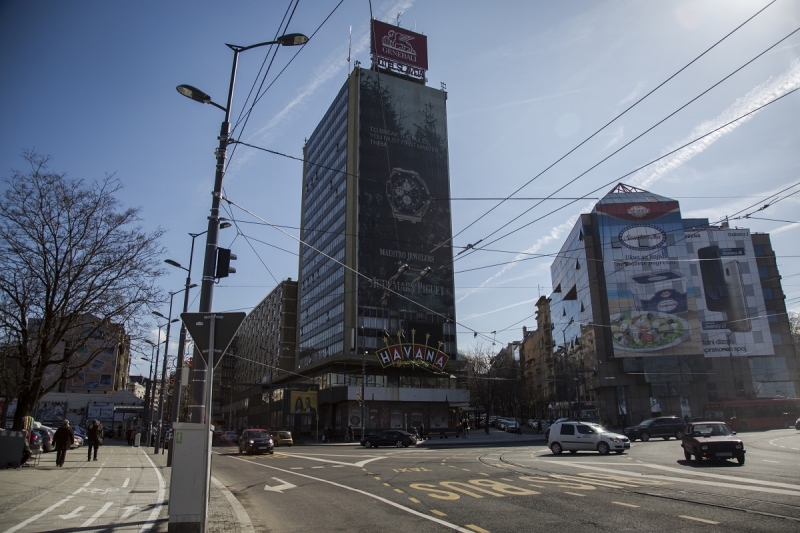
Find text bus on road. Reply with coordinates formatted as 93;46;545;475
704;397;800;431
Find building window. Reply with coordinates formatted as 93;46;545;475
758;266;769;279
762;288;774;300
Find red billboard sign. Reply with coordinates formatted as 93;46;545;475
371;19;428;71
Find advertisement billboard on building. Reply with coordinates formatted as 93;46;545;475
357;69;455;322
68;346;118;391
596;199;703;357
684;227;774;357
370;19;428;70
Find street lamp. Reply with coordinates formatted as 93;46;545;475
152;285;196;455
144;324;172;447
176;32;308;426
164;224;230;428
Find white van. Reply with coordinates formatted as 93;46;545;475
548;421;630;455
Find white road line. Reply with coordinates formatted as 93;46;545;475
680;515;719;525
763;460;779;463
227;455;475;532
3;495;75;533
138;449;166;533
80;501;113;527
122;477;130;488
211;477;254;533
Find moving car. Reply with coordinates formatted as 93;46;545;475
270;430;293;447
681;421;745;465
548;420;630;455
222;431;239;444
238;429;274;455
360;430;417;448
624;416;685;441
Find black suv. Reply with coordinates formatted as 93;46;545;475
624;416;685;441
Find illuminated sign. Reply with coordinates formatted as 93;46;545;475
375;331;449;371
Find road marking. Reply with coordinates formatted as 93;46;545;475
431;510;447;517
58;506;85;519
4;495;75;533
462;469;471;472
479;472;489;476
612;502;639;508
564;492;586;497
122;478;130;488
290;467;303;470
375;476;381;480
384;483;391;487
680;515;719;525
227;455;476;532
501;478;513;482
465;525;490;533
264;478;297;493
138;448;167;533
333;465;345;467
80;501;113;527
394;489;405;494
312;466;324;469
763;460;778;463
409;497;420;503
120;506;139;520
278;452;385;468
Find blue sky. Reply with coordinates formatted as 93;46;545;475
2;1;799;376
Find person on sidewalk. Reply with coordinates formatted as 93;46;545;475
53;419;75;467
87;419;103;461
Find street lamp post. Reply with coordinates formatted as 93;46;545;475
164;224;230;428
141;348;155;440
176;32;308;425
145;323;171;447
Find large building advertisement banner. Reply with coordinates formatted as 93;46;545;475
596;200;703;358
357;69;456;322
684;228;774;357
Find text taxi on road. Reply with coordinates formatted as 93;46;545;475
548;421;630;455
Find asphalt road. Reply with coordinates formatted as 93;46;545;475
210;429;800;532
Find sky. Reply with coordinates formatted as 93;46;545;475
2;0;799;377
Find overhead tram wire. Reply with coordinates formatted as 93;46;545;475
455;26;800;264
438;0;779;253
452;86;800;277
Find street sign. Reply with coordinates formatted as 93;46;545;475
180;312;246;369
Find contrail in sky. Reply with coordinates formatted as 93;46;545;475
460;59;800;308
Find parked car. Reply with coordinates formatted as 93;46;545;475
360;430;417;448
681;421;745;465
624;416;685;441
72;434;84;448
504;420;521;433
222;431;239;444
548;421;630;455
32;428;54;453
238;429;274;455
270;430;293;447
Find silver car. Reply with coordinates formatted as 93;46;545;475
548;421;631;455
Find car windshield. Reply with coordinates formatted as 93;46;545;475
247;432;270;439
692;423;733;437
638;418;655;425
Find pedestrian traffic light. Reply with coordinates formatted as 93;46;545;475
215;247;237;278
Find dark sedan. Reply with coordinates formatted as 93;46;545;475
360;430;417;448
238;429;275;455
681;421;745;465
624;416;685;441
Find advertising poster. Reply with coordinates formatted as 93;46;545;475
684;228;773;357
596;199;702;357
36;401;66;423
348;406;362;429
357;69;456;326
289;391;318;415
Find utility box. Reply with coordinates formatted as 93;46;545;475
134;432;141;447
169;423;213;533
0;430;25;469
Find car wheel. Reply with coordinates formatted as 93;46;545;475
675;430;684;439
640;432;650;442
694;449;703;464
737;455;745;465
365;441;373;448
550;442;563;455
597;442;610;455
269;450;274;455
396;440;404;448
684;449;691;461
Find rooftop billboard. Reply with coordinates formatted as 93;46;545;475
371;19;428;71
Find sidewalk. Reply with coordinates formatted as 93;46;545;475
0;439;251;533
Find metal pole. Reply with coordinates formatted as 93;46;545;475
201;314;216;533
361;349;366;441
142;345;154;441
154;294;176;454
189;49;239;425
148;327;163;448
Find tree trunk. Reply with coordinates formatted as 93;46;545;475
12;389;40;430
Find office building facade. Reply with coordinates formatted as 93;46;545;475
547;183;799;425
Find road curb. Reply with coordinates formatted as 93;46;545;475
211;477;254;533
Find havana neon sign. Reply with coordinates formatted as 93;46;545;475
375;330;450;371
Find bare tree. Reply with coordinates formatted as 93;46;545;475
0;151;165;430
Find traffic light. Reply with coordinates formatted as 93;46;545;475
215;247;237;278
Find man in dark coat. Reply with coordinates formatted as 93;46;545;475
53;420;74;467
87;419;103;461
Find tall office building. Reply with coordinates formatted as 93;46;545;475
547;184;799;424
291;20;466;437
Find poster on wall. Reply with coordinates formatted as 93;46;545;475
684;228;773;357
289;391;318;415
68;347;118;391
357;69;456;326
596;199;702;357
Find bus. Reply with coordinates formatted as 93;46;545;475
703;398;800;432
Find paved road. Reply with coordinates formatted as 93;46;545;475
211;428;800;532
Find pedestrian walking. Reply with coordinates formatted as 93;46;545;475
126;428;134;446
419;423;425;441
87;419;103;461
349;425;355;442
53;419;74;467
536;419;542;435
